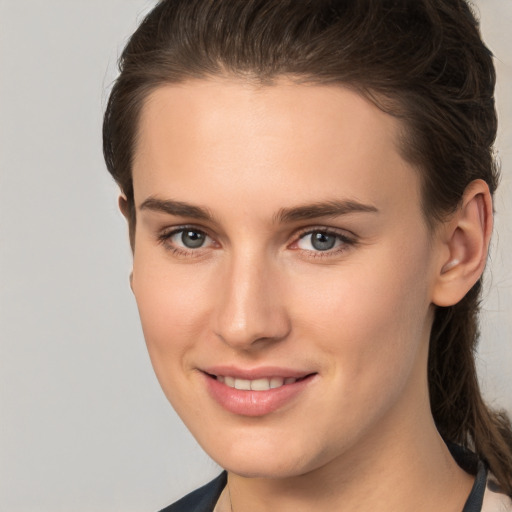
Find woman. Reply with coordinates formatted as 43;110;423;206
103;0;512;510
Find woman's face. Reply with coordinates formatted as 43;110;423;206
131;78;441;478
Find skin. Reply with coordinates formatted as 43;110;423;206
128;78;491;511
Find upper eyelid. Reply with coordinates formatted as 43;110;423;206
159;225;354;237
159;224;211;237
295;225;356;240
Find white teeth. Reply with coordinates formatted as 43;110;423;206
217;376;299;390
234;378;251;390
270;377;285;388
224;376;235;387
251;378;271;391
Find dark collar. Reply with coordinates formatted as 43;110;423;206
159;472;226;512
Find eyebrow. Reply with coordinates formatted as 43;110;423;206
139;197;214;221
274;200;379;223
139;196;378;223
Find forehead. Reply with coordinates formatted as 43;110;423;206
132;78;420;219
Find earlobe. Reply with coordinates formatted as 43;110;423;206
432;179;493;307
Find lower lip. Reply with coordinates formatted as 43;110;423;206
203;373;316;417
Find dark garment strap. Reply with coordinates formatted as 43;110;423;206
462;461;487;512
448;443;488;512
159;472;227;512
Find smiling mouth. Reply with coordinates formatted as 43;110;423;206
206;373;314;391
203;370;317;416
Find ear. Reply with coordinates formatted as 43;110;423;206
118;194;130;219
119;194;136;286
431;179;493;307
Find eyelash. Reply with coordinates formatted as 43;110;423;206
157;226;215;258
293;228;356;258
156;225;356;259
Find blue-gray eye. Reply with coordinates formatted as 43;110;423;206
181;230;206;248
297;231;342;251
311;232;336;251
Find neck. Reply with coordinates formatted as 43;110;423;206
223;401;473;512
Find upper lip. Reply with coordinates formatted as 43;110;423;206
202;365;315;380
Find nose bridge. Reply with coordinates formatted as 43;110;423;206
214;245;290;349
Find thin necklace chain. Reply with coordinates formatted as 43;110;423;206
228;482;234;512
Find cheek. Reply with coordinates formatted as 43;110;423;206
290;242;433;395
132;269;215;423
131;249;215;381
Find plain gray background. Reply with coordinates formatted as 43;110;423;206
0;1;510;511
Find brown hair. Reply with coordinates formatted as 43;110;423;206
103;0;512;493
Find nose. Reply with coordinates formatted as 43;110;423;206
213;250;291;350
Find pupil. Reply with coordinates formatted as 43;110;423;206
182;230;205;248
311;232;336;251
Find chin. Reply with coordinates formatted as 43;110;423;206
200;431;329;480
221;457;316;479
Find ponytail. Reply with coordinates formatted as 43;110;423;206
429;281;512;495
